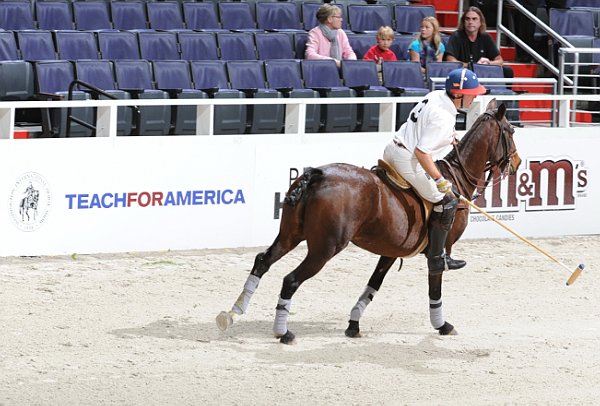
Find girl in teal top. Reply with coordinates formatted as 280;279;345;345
408;16;445;74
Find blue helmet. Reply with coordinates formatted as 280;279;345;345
445;68;487;95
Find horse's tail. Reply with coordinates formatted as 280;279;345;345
284;167;324;207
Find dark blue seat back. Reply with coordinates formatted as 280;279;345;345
256;2;302;30
294;31;309;59
0;31;19;61
55;31;100;60
347;4;392;33
190;60;230;90
301;2;322;31
341;60;382;87
97;31;141;60
138;31;180;61
391;34;414;60
0;2;35;30
426;61;463;89
75;59;118;91
73;1;112;30
146;1;185;30
227;60;268;89
347;33;377;59
182;2;222;31
264;59;304;89
550;8;595;37
255;33;295;60
394;5;435;34
382;61;426;89
36;1;74;30
113;59;155;89
152;60;194;89
302;59;343;88
178;32;219;60
16;30;57;61
111;1;148;30
0;60;35;101
217;32;257;60
218;2;257;30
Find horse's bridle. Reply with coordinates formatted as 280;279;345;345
442;110;516;198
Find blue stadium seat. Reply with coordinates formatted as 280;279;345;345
74;60;134;136
0;60;35;101
255;2;303;31
301;2;322;31
347;4;392;33
178;32;219;61
550;8;595;37
36;1;74;30
302;59;357;132
111;1;149;30
97;31;141;60
189;60;247;135
341;59;392;132
294;31;309;59
217;32;257;60
34;60;94;137
15;30;57;61
152;60;207;135
0;31;19;61
347;33;377;60
55;30;100;60
0;1;35;30
72;1;112;30
226;60;284;134
264;59;321;133
146;1;186;31
113;59;171;136
425;61;462;90
472;63;520;123
254;32;295;60
394;5;435;34
138;31;180;61
218;2;260;32
391;34;414;61
182;2;225;32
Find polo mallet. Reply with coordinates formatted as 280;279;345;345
459;195;584;286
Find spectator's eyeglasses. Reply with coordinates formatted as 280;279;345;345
331;15;343;19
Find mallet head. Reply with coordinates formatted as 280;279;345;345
566;263;585;286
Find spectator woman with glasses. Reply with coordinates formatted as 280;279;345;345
305;4;356;68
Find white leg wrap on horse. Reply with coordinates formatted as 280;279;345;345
232;274;260;315
350;286;377;322
429;298;445;329
273;297;292;336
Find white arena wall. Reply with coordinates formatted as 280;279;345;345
1;96;598;256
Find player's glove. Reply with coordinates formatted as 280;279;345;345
435;177;453;195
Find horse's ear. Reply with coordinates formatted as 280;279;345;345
496;102;507;120
485;98;497;111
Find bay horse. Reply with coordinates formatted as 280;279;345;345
217;100;521;343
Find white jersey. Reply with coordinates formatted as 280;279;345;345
393;90;457;158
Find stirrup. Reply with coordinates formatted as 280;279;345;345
446;255;466;270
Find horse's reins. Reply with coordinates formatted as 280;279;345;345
440;111;514;199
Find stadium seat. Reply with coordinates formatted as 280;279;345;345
146;1;186;31
72;1;113;30
425;61;462;90
254;32;295;60
189;60;247;135
347;33;377;60
15;30;57;61
301;59;357;132
394;5;435;34
0;31;20;61
0;60;35;101
182;2;225;32
381;61;428;128
226;60;285;134
294;31;309;59
97;31;141;60
74;60;134;136
391;34;414;61
111;1;149;30
549;8;595;37
113;59;171;136
152;60;207;135
36;1;74;30
472;63;520;124
55;31;100;60
138;31;180;61
341;59;392;132
178;32;219;61
218;2;260;32
34;60;94;137
301;2;323;31
217;32;257;60
347;4;392;33
255;2;303;32
264;59;321;133
0;1;35;30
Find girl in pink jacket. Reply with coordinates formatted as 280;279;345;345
305;4;356;68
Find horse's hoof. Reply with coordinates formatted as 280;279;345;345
345;320;361;338
216;311;233;332
278;330;295;344
437;321;457;336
